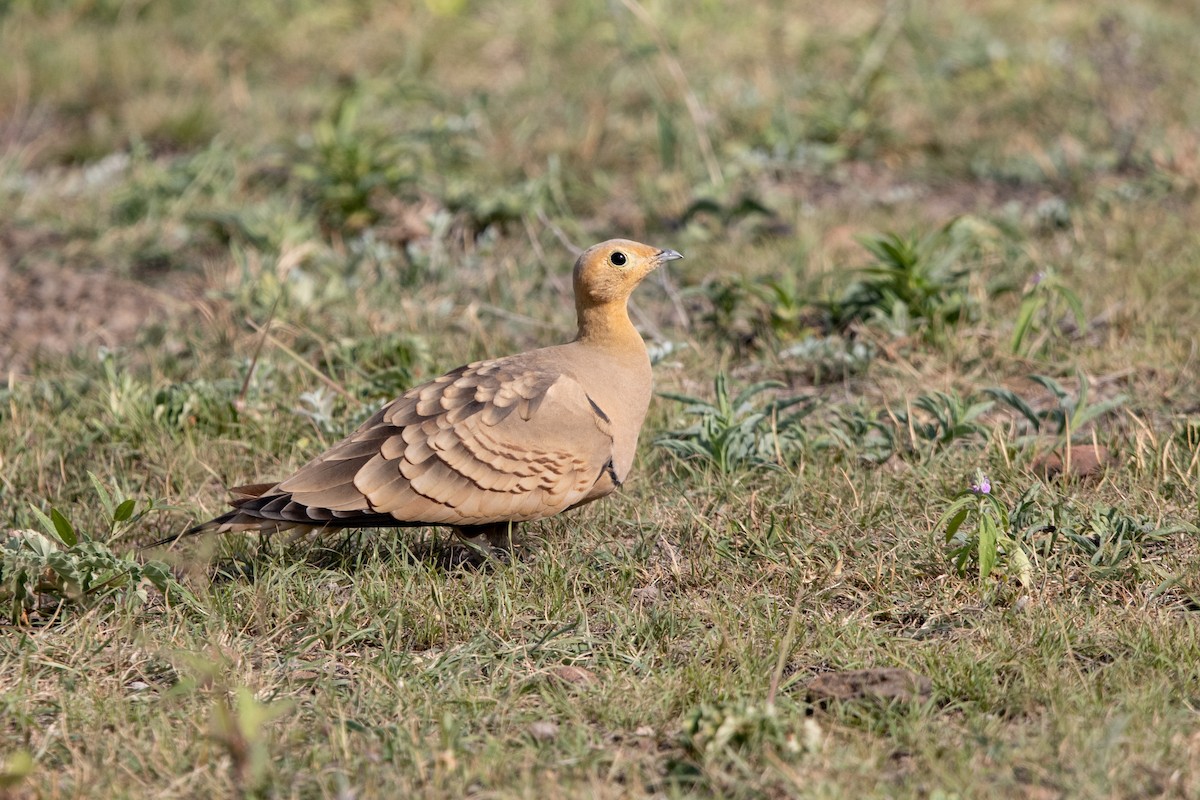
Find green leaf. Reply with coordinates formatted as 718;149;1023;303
1009;294;1042;354
1029;374;1066;399
951;544;972;575
1057;284;1087;330
1072;368;1089;423
1072;395;1128;432
16;529;59;558
984;495;1011;529
983;387;1042;431
46;551;83;593
962;400;996;423
1008;543;1034;588
767;395;816;416
50;509;78;547
657;391;710;407
912;393;940;417
28;507;59;543
937;496;975;540
978;515;999;579
113;499;137;524
87;472;115;518
949;423;983;441
1066;533;1099;554
732;380;785;409
942;506;970;542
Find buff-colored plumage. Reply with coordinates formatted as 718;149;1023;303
164;239;681;547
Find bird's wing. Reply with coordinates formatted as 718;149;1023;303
265;358;618;526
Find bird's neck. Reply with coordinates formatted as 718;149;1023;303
575;301;644;350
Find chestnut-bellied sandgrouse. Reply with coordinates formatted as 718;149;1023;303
162;239;682;548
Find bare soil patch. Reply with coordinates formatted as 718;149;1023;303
0;230;171;374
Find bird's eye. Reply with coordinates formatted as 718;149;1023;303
611;251;627;266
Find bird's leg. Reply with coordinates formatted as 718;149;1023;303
454;522;519;559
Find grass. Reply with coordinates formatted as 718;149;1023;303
2;0;1200;796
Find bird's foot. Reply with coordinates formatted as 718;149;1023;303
454;523;519;563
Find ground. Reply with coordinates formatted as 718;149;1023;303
1;1;1199;798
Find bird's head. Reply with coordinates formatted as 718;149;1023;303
572;238;683;309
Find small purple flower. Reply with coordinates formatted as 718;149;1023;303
970;474;991;495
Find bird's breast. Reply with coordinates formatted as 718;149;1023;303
580;355;652;482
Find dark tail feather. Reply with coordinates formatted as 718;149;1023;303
148;483;418;548
146;509;269;548
147;482;286;548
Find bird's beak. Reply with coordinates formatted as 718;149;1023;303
656;248;684;264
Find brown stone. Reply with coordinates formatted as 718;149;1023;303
548;665;597;686
807;667;933;704
1033;444;1110;479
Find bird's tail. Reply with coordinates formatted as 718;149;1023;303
148;482;301;547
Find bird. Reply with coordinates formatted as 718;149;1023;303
160;239;683;550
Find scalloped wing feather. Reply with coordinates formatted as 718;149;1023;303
242;357;617;529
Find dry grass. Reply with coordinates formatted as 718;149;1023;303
2;0;1200;797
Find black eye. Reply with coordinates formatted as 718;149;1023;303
611;251;627;266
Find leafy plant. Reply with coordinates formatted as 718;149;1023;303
821;223;976;337
92;347;151;436
780;334;875;385
1;476;183;624
756;275;813;336
1064;505;1184;576
152;378;242;434
811;404;896;464
86;351;247;444
688;271;821;350
655;374;814;473
688;275;772;348
293;92;419;234
944;478;1191;586
985;371;1127;444
939;472;1034;587
442;174;552;233
1010;270;1087;355
677;194;778;235
682;701;799;760
191;200;322;258
894;391;994;450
